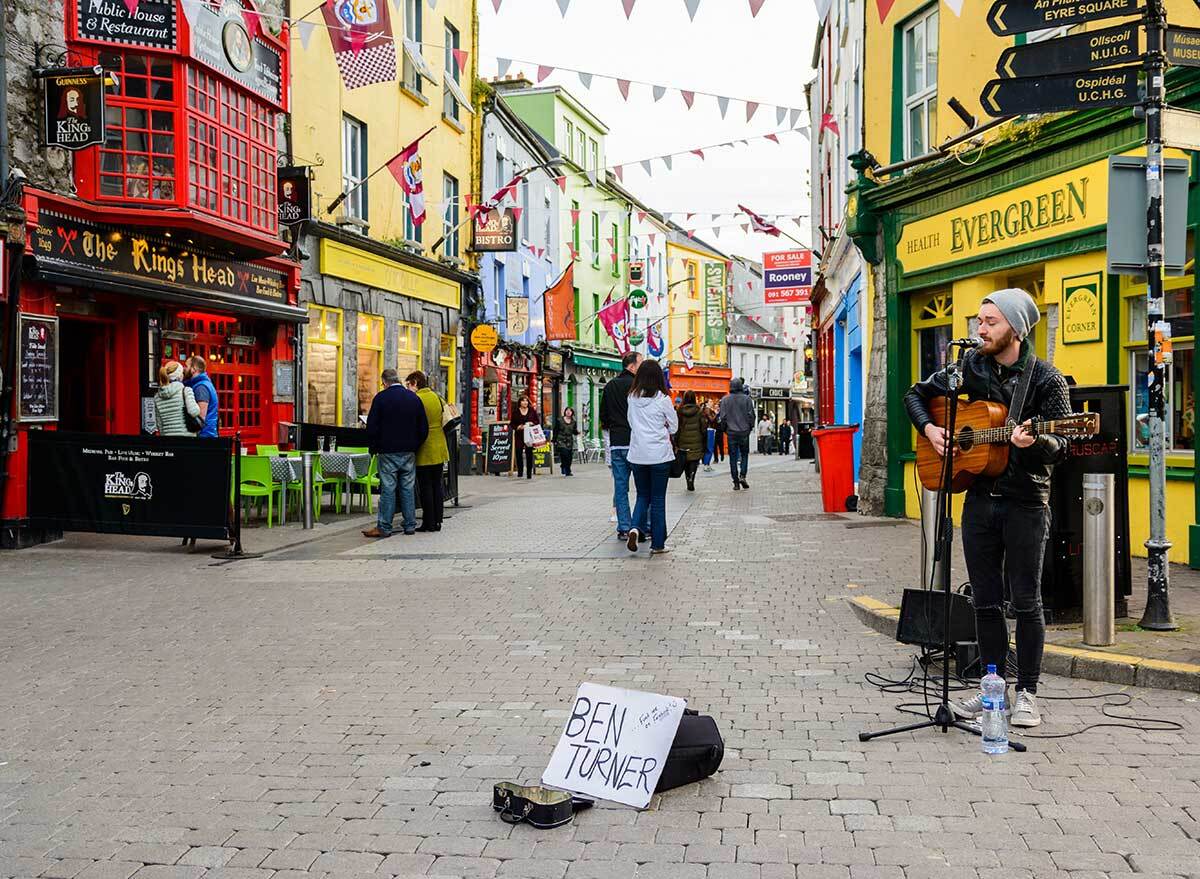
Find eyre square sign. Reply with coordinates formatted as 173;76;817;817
763;249;812;305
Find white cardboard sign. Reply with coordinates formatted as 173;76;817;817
542;682;686;809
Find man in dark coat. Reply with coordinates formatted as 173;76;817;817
363;368;429;538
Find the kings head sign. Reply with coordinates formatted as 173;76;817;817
40;68;107;151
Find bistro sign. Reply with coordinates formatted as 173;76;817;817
32;211;288;304
472;208;517;252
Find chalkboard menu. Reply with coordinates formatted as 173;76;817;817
485;422;512;475
18;313;59;422
76;0;177;51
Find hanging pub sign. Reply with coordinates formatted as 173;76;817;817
628;260;645;286
40;67;107;151
188;0;284;106
473;208;517;252
277;167;311;227
629;288;648;309
32;210;288;305
75;0;177;51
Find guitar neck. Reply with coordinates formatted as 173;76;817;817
969;418;1061;446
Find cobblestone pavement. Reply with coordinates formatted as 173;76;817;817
2;454;1200;879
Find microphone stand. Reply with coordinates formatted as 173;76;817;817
859;341;1026;752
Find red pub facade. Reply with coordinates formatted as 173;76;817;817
1;0;304;546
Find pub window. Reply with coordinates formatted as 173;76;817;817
571;201;581;258
306;305;343;426
611;223;620;278
590;213;600;268
913;289;952;380
1126;275;1195;454
443;173;460;257
403;0;424;94
439;334;457;400
99;53;176;202
565;120;575;160
689;311;700;343
590;138;598;173
356;314;384;420
397;321;422;375
901;5;938;160
341;115;368;224
577;129;587;169
443;20;461;122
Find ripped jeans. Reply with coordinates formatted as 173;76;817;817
961;491;1050;693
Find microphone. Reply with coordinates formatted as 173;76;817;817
950;337;983;348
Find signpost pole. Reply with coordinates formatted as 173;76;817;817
1140;0;1177;630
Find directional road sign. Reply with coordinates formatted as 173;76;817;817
995;22;1141;78
980;65;1142;117
987;0;1140;37
1166;26;1200;68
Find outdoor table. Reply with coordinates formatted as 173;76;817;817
268;456;302;524
320;451;371;511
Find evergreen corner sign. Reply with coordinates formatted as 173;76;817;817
1062;272;1103;345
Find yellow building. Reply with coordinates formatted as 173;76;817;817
849;1;1200;588
290;0;480;427
666;232;731;402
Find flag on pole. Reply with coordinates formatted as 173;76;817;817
543;264;576;341
386;128;434;226
598;297;632;353
738;204;783;237
322;0;398;89
679;337;695;370
820;112;841;137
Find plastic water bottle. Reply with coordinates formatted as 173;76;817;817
980;664;1008;755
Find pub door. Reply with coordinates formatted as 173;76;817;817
59;317;114;433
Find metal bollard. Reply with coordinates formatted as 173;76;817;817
1082;473;1115;646
919;487;945;590
301;451;316;530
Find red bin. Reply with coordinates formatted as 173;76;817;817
812;425;859;513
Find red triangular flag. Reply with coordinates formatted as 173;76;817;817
877;0;896;22
537;65;555;82
492;0;503;10
511;207;523;225
686;213;696;221
820;112;841;137
691;149;704;160
120;0;140;15
746;101;759;122
452;48;469;73
680;90;695;109
570;208;581;224
622;0;637;17
648;233;656;245
765;133;780;144
637;211;647;223
242;6;262;36
555;175;567;193
749;0;766;15
649;254;657;264
614;165;625;182
618;79;632;101
567;243;578;260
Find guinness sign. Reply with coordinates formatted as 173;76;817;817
40;67;107;151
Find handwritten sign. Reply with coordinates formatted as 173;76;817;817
542;683;685;809
18;314;59;422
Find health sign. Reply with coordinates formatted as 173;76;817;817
762;249;812;305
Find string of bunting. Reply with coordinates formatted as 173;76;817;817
488;0;771;20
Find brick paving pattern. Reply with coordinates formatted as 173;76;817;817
1;454;1198;878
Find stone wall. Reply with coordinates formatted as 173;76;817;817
5;0;73;193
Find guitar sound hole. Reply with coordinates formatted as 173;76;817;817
957;426;974;452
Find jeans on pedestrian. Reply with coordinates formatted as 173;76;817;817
961;491;1050;693
558;447;573;475
630;460;671;549
377;452;416;534
703;428;715;466
728;433;750;482
416;463;443;529
609;447;644;533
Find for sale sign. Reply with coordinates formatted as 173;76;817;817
763;249;812;305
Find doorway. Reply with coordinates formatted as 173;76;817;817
58;318;114;433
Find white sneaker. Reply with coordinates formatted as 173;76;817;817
626;529;640;553
949;693;986;721
1011;691;1041;728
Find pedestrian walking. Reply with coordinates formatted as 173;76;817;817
600;351;646;540
153;360;202;437
756;414;774;454
707;402;726;464
405;371;448;533
779;420;793;456
719;378;756;491
183;355;220;438
626;359;678;555
554;407;580;476
674;391;705;492
509;395;541;480
362;369;428;539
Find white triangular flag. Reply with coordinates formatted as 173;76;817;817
497;57;512;76
641;160;653;175
717;96;729;118
943;0;963;14
426;0;437;8
557;0;571;16
653;85;666;102
578;71;593;89
790;108;802;128
663;155;673;171
798;125;810;139
181;0;203;24
296;19;316;49
684;0;702;20
776;106;787;125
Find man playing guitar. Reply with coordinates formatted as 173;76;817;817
904;288;1073;728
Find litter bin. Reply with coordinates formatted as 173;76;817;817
811;424;858;512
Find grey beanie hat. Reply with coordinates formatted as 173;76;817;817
982;287;1040;340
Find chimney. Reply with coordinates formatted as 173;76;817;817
491;73;534;92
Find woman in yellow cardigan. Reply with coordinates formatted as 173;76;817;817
405;370;449;532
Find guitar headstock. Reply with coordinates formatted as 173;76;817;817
1054;412;1100;436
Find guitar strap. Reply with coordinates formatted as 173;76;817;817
1006;352;1039;428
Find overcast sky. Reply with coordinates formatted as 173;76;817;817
478;0;819;262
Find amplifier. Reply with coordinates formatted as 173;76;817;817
896;587;976;648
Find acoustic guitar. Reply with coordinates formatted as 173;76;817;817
915;397;1100;492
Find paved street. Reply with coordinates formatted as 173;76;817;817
2;455;1200;879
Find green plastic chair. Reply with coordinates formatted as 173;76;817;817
255;444;280;456
337;446;369;454
348;454;379;514
237;454;277;527
284;455;326;521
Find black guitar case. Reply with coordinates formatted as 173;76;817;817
655;709;724;793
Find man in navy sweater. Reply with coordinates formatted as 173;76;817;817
363;368;428;538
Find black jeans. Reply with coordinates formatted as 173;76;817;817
515;445;534;478
416;464;443;529
727;433;750;482
961;492;1050;693
558;447;573;475
684;459;700;486
713;429;725;461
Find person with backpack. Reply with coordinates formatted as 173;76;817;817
674;391;705;491
153;360;202;437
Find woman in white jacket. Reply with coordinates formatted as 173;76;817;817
625;359;678;555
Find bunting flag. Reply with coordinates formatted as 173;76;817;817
663;155;673;171
579;71;593;89
121;0;139;15
543;265;576;341
679;337;695;370
622;0;637;17
537;65;554;82
820;112;840;137
746;101;759;123
511;206;523;225
684;0;701;20
598;297;632;353
876;0;896;22
452;48;468;73
557;0;571;15
570;208;581;225
789;108;802;128
386;128;434;226
765;133;780;144
691;149;705;160
491;0;502;10
555;175;567;193
680;90;695;109
943;0;963;14
637;211;647;223
653;85;666;102
739;204;782;236
614;166;625;182
296;19;316;48
567;243;579;260
322;0;398;89
640;160;652;175
717;96;729;118
242;5;262;37
618;79;632;100
497;57;512;76
749;0;766;15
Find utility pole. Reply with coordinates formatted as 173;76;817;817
1140;0;1177;630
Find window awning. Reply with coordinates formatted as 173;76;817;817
444;74;474;114
403;38;440;86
